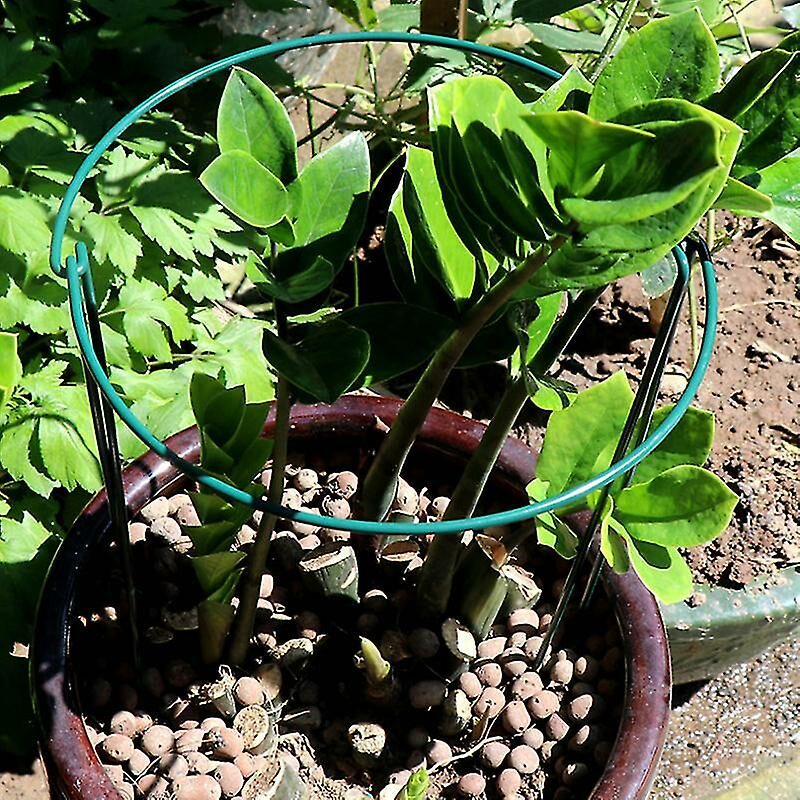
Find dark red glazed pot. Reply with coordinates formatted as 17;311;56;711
31;395;670;800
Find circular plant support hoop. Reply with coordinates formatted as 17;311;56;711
662;565;800;684
49;31;721;537
32;397;671;800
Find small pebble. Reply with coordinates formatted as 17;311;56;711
551;659;574;685
568;693;597;722
141;497;170;522
521;727;545;749
476;636;507;660
511;672;543;701
499;649;528;678
234;677;265;707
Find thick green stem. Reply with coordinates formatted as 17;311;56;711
415;289;602;619
228;372;291;667
361;238;565;522
589;0;638;82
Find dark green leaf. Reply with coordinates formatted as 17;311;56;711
615;465;738;546
0;36;52;97
217;67;297;184
262;319;370;404
590;10;720;121
246;252;334;304
200;150;289;228
339;302;455;385
193;551;246;595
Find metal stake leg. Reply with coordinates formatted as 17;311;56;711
531;248;691;671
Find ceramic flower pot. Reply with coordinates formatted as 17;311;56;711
32;396;670;799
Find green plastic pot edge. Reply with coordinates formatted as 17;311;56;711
662;565;800;685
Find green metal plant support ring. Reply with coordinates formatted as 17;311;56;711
50;31;719;536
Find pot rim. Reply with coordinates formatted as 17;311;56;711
31;395;670;800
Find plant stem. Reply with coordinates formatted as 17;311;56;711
589;0;638;82
361;237;566;522
415;289;601;619
228;314;291;667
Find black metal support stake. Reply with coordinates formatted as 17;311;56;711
81;289;140;667
531;250;691;671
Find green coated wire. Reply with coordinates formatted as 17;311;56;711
55;33;719;536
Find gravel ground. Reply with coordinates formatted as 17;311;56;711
653;634;800;799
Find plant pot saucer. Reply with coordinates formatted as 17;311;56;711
662;565;800;685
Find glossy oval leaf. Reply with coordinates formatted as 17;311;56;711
200;150;288;228
615;464;738;547
590;10;720;121
245;252;334;304
535;371;633;498
262;319;370;404
632;405;715;485
401;147;477;299
338;302;455;385
740;147;800;243
218;67;298;183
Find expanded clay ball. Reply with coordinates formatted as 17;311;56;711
134;712;153;734
127;748;150;776
499;649;528;678
507;609;539;636
328;471;358;499
457;773;486;797
109;710;137;738
407;728;430;749
429;496;449;520
185;751;214;774
234;677;265;707
551;659;574;685
426;739;453;765
528;690;559;720
477;636;507;660
459;672;482;700
321;496;351;519
173;774;222;800
137;775;169;797
100;734;134;763
511;672;543;701
141;725;175;757
546;713;570;742
176;729;205;754
409;680;447;709
473;687;505;717
563;762;590;786
392;478;419;515
574;655;599;682
568;694;597;722
503;700;532;734
496;768;522;797
160;753;189;781
210;728;244;760
481;741;510;770
524;636;545;662
235;753;257;779
508;745;539;774
293;469;319;492
409;628;440;659
476;662;503;687
214;762;244;797
521;727;545;749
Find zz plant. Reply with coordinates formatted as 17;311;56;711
186;9;780;663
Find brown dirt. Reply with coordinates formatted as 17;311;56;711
526;217;800;590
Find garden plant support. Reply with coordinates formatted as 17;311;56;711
48;31;721;677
